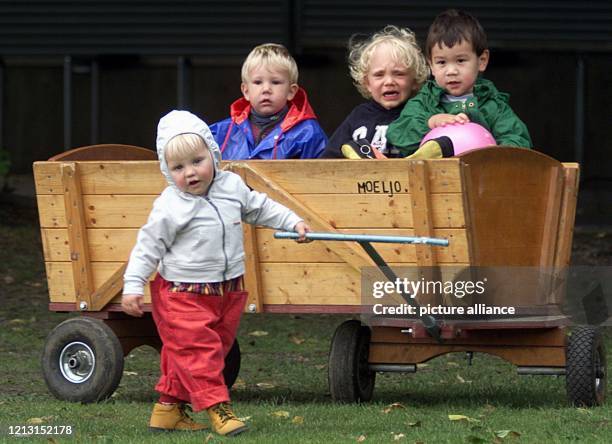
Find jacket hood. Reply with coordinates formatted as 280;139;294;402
228;87;317;132
156;110;222;187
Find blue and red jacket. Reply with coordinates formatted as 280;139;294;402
210;88;327;160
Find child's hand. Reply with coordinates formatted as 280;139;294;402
122;294;144;317
293;221;312;243
428;113;470;128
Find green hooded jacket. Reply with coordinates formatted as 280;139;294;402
386;78;532;156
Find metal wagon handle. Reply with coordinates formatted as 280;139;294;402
273;231;449;246
274;231;449;342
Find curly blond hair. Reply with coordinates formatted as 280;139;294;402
348;25;429;99
241;43;298;84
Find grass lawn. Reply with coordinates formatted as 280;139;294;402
0;200;610;443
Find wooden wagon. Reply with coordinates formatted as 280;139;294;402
33;145;606;406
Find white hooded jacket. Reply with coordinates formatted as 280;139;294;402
123;110;303;295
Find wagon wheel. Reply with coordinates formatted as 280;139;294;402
566;326;607;407
41;317;124;403
328;320;375;403
224;339;241;389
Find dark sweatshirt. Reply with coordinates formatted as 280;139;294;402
320;100;404;158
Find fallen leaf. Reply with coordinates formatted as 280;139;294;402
417;363;428;369
204;433;215;443
448;414;480;423
294;355;310;363
256;382;275;389
407;420;421;427
383;402;406;414
8;318;25;325
494;430;521;439
456;374;471;384
447;361;460;367
292;416;304;424
314;364;326;370
237;416;252;422
357;435;367;442
27;417;44;424
576;407;592;415
123;371;138;376
289;334;305;345
47;438;59;444
271;410;290;418
3;275;15;284
248;330;268;337
392;432;405;441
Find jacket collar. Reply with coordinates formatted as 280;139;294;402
424;76;498;105
229;87;317;133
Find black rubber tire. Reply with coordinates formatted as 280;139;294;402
566;326;607;407
224;339;241;389
328;320;376;403
41;317;124;403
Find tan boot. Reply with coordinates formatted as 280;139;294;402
207;402;248;436
149;403;207;432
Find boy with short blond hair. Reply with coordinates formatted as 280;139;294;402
387;9;532;157
211;43;327;159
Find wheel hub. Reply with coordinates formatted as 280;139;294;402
59;341;95;383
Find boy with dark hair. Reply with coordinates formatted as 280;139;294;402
387;9;532;158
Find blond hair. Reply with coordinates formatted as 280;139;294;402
348;25;429;99
241;43;298;84
164;133;209;162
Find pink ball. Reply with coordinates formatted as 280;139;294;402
420;122;497;155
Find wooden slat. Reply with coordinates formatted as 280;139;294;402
41;228;137;262
38;193;465;229
37;195;156;228
61;163;94;310
256;228;468;263
259;263;468;306
407;160;437;265
236;167;264;313
36;194;66;227
246;159;462;194
554;164;579;268
34;159;462;195
539;166;564;267
41;227;468;263
407;160;443;305
285;194;465;229
369;343;565;366
44;260;470;305
260;263;362;306
34;161;165;195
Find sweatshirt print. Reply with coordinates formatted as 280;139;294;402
320;100;403;158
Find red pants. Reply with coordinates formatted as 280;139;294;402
150;274;247;411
